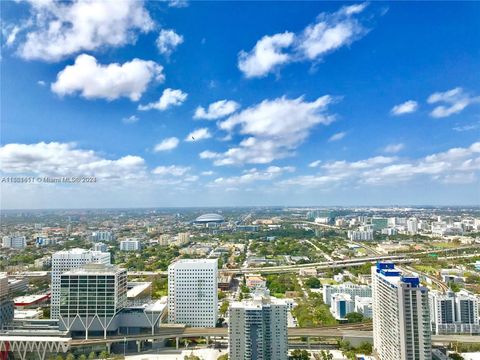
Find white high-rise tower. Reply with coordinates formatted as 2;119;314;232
229;292;288;360
51;248;110;319
168;259;218;327
372;262;431;360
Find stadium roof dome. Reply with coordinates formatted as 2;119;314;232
194;213;225;223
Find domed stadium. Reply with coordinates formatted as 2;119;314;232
194;213;225;223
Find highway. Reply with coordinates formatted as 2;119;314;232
69;323;480;347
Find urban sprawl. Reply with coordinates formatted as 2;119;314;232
1;207;479;360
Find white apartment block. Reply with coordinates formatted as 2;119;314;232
176;232;190;245
2;235;27;249
331;293;355;321
429;290;479;334
120;239;141;251
355;296;373;319
407;218;419;235
51;248;111;319
168;259;218;327
323;282;372;306
372;263;431;360
159;234;171;246
229;293;288;360
90;231;114;242
347;230;374;241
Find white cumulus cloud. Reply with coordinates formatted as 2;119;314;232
152;165;190;177
0;142;146;180
154;137;180;152
428;87;480;118
203;95;335;166
238;32;295;78
309;160;322;168
194;100;240;120
14;0;154;62
238;3;370;78
185;128;212;142
156;29;184;56
391;100;418;115
138;88;187;111
122;115;139;124
51;54;164;101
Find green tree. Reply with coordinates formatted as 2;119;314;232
289;349;309;360
99;350;109;359
217;355;228;360
78;355;87;360
304;277;321;289
184;355;201;360
319;351;333;360
218;290;227;300
65;353;75;360
55;355;64;360
449;354;464;360
88;352;96;360
345;312;364;323
220;300;229;316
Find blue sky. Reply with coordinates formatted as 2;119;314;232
1;1;479;209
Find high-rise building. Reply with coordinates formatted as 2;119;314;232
120;239;141;251
0;273;14;329
407;218;419;235
51;248;111;319
168;259;217;327
229;293;288;360
2;235;27;249
58;263;127;339
90;231;114;242
372;217;388;231
93;242;108;252
429;290;480;334
347;230;374;241
323;282;372;306
372;263;431;360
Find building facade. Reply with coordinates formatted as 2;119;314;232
323;282;372;306
120;239;141;251
429;290;480;334
229;294;288;360
168;259;217;327
2;235;27;249
0;274;14;329
58;264;127;339
372;262;431;360
51;248;111;319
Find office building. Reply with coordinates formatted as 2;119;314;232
51;248;111;319
407;218;419;235
58;264;127;338
177;232;190;245
159;234;170;246
323;282;372;306
2;235;27;249
429;290;480;334
229;293;288;360
372;262;431;360
331;293;355;321
120;239;141;251
93;242;108;252
0;274;14;329
90;231;114;242
168;259;218;327
372;217;388;231
347;230;374;241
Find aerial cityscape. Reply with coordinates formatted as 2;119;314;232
1;1;480;360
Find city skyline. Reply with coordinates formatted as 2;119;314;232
1;1;480;209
